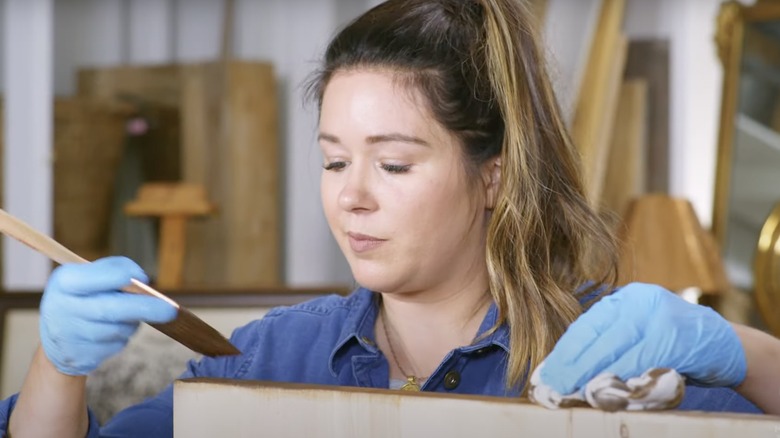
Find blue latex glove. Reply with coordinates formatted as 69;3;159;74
540;282;747;395
40;256;178;376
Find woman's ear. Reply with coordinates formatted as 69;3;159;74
482;157;502;210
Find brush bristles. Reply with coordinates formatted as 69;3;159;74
151;308;241;357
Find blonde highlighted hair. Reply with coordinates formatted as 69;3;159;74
308;0;618;393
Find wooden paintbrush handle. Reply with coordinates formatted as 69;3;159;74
0;208;179;308
0;208;88;265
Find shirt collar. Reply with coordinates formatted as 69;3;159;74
463;301;510;353
328;288;379;376
328;287;509;376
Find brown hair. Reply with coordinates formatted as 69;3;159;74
307;0;618;393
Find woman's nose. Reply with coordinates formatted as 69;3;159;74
338;166;376;212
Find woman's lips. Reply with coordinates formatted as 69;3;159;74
347;232;386;253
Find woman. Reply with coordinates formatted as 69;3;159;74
4;0;779;436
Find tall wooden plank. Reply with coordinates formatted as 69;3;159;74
224;63;280;285
570;0;627;204
624;40;671;193
179;62;281;287
600;79;648;217
179;63;225;286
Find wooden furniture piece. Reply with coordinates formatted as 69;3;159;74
617;194;730;306
125;183;216;289
173;379;777;437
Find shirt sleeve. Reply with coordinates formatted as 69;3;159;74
679;385;763;413
98;385;175;437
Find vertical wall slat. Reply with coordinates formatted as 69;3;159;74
128;0;174;64
2;0;54;289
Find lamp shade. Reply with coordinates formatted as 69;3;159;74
616;194;730;296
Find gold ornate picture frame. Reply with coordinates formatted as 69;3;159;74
714;0;780;334
713;0;780;243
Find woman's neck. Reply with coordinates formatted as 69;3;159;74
376;279;492;381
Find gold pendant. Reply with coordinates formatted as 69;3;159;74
400;376;421;391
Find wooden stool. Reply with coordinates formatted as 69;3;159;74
125;183;215;289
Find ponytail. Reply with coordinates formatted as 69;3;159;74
480;0;618;391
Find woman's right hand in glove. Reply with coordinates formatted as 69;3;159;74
39;256;178;376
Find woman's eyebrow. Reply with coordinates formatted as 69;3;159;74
317;132;430;147
317;132;340;143
366;133;430;147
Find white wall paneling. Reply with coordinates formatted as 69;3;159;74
53;0;123;95
172;0;223;62
127;0;174;63
672;0;723;228
3;0;54;289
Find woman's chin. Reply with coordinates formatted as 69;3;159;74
350;268;402;293
353;277;396;293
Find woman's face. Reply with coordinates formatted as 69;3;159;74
319;70;498;295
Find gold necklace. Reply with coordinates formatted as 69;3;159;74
380;307;426;391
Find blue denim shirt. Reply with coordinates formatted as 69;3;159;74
0;287;762;437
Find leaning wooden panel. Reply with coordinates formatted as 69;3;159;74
180;62;281;287
174;379;777;438
222;63;280;286
570;0;628;205
77;65;183;107
599;79;648;217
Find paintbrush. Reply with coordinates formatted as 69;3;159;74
0;208;240;357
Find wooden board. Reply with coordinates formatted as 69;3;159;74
570;0;628;205
600;79;648;217
173;379;779;438
78;65;183;107
179;62;280;287
78;62;280;288
624;40;671;193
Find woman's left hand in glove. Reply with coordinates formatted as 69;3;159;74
539;282;747;396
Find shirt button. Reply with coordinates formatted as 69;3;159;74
360;336;375;346
443;370;461;390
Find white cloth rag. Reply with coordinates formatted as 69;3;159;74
528;360;686;412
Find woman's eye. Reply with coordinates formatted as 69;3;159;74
323;161;347;171
381;163;412;174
